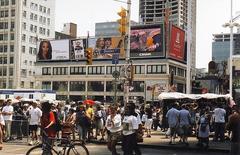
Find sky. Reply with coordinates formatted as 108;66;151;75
55;0;240;69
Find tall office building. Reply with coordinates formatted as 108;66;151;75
139;0;197;68
0;0;55;89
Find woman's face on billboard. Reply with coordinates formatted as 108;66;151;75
42;42;49;54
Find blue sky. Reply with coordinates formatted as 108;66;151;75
55;0;240;68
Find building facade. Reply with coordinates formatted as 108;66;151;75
139;0;196;68
0;0;55;89
212;33;240;63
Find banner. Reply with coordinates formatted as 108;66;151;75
37;39;70;61
88;37;125;59
70;39;87;60
169;25;185;61
130;25;164;58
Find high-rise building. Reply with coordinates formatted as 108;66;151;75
0;0;55;89
62;23;77;38
139;0;196;68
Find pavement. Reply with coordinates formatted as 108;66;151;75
91;130;231;153
4;130;231;153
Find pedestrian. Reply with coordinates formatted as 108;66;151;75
179;104;191;145
197;110;210;149
0;111;5;150
144;107;153;138
213;103;226;142
40;101;56;155
94;104;104;141
122;102;141;155
28;101;42;145
62;108;76;140
166;102;180;145
226;105;240;155
2;99;14;141
105;105;122;155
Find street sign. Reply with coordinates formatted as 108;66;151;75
112;53;119;64
112;70;120;78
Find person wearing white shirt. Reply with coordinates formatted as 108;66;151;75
122;103;141;155
213;104;226;142
105;106;122;155
2;99;14;141
28;101;42;145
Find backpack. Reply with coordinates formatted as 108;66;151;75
200;117;208;132
52;111;62;132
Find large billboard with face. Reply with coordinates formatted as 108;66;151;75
37;40;70;61
88;37;125;59
169;25;185;61
130;25;164;58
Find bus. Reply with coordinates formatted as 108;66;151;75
0;89;56;101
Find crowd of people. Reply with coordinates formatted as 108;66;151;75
0;98;239;154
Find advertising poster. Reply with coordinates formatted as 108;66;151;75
169;25;185;61
37;39;70;61
130;25;164;58
145;80;167;101
70;39;87;60
88;37;125;59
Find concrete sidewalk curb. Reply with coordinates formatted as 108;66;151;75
89;140;230;153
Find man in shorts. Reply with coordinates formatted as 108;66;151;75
28;101;42;145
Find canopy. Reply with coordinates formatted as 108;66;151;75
83;99;95;105
158;92;232;100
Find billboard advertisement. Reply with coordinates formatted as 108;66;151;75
37;39;70;61
145;80;167;101
70;39;87;60
88;37;125;59
169;25;185;61
130;25;164;58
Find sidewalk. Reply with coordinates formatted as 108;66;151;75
92;131;230;153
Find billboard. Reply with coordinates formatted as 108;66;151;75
70;39;87;60
88;37;125;59
37;39;70;61
130;25;164;58
169;25;185;61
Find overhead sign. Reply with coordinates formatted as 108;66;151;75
169;25;185;61
130;24;164;58
88;37;125;59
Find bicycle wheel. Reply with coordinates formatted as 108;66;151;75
26;144;53;155
67;143;89;155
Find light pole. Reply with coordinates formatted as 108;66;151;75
223;0;240;97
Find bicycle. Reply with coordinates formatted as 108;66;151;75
26;126;89;155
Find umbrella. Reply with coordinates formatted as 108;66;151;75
83;99;95;105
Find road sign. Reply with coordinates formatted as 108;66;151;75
112;53;119;64
112;70;120;78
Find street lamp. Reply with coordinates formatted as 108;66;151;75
222;0;240;97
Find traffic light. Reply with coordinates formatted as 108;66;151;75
85;48;93;65
117;7;127;36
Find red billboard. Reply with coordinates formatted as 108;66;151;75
169;25;185;61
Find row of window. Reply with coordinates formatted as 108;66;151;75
0;67;13;76
21;45;37;55
28;1;51;15
0;33;14;41
0;21;14;30
0;56;14;64
21;69;34;77
42;65;169;76
0;44;14;53
22;22;50;36
42;81;145;92
0;9;15;18
0;0;15;6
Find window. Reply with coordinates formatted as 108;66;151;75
70;66;86;75
11;9;15;17
21;81;24;88
88;66;104;75
4;10;8;17
52;81;68;91
34;14;37;21
9;67;13;76
21;69;27;77
70;81;85;91
10;45;14;52
10;57;14;64
23;0;27;6
53;67;68;75
42;81;51;90
23;11;27;17
47;8;50;14
11;0;15;5
22;22;26;30
22;34;26;41
10;33;14;40
147;65;167;74
30;82;34;89
30;13;33;20
29;47;33;54
135;65;145;74
106;66;120;74
22;46;25;53
88;81;104;91
10;22;14;29
42;67;51;75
